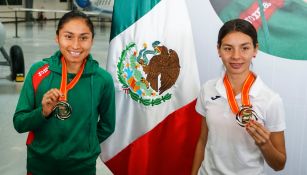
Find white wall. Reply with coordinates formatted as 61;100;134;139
186;0;307;174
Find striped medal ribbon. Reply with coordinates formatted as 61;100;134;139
223;72;258;127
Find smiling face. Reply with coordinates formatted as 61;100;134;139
218;31;258;77
55;18;93;65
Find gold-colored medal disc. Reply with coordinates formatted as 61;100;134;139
236;106;258;127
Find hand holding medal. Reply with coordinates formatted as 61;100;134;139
246;120;271;149
42;88;62;117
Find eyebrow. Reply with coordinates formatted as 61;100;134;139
241;42;252;46
222;42;252;47
62;31;91;36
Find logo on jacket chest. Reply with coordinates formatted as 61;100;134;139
211;95;221;101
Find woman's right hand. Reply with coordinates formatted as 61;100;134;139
41;88;62;117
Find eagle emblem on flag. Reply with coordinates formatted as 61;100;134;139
117;41;181;106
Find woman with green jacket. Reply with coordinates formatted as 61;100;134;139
13;10;115;175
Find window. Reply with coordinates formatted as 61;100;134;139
0;0;22;5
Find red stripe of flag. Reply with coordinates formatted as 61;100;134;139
106;100;202;175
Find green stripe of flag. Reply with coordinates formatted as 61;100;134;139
110;0;160;41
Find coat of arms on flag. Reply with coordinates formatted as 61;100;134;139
117;41;180;106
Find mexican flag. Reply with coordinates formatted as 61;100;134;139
100;0;202;174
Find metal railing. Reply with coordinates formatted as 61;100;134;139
0;8;111;38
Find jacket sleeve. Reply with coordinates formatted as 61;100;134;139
97;73;116;143
13;65;48;133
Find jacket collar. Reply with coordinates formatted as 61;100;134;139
43;50;98;75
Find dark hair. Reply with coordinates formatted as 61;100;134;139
217;19;258;48
56;10;95;38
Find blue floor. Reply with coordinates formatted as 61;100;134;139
0;20;113;175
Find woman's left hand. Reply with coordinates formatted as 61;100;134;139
246;120;271;148
246;120;286;171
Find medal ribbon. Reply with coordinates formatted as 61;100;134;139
223;72;256;115
59;56;86;101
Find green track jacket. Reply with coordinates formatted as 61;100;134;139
13;51;115;161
